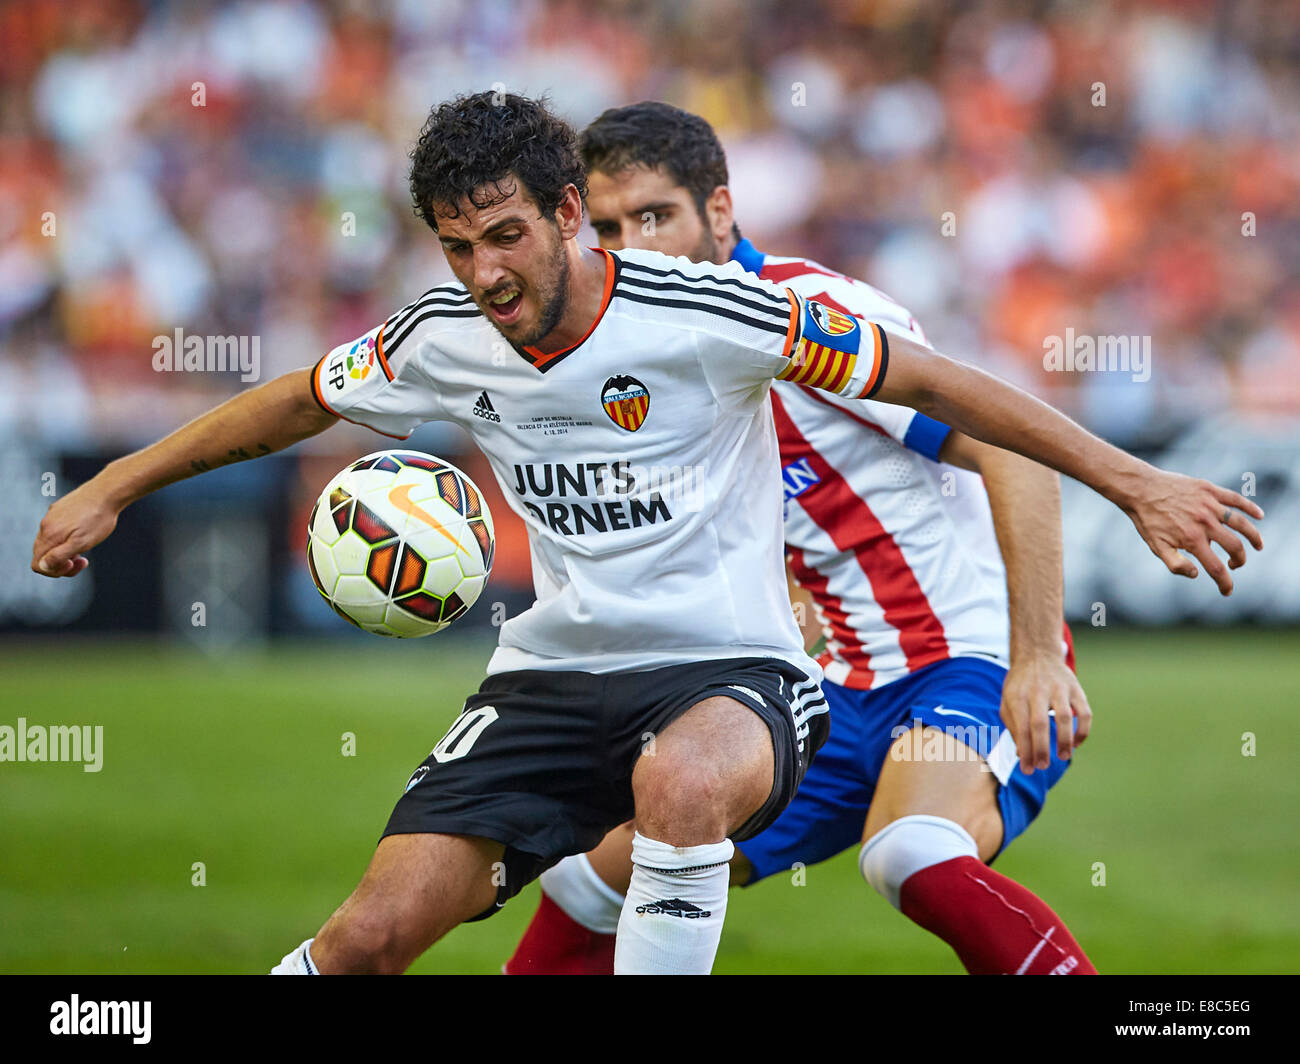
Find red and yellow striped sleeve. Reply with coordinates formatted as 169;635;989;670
775;295;890;399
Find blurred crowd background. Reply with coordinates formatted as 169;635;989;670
2;0;1298;635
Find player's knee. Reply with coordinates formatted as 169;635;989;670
634;758;731;843
858;815;979;911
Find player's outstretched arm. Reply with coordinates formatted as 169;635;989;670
32;368;337;578
874;330;1264;595
942;433;1090;771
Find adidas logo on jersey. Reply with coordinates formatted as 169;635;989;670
473;391;501;422
634;898;711;918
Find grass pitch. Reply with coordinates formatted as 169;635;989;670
1;627;1296;974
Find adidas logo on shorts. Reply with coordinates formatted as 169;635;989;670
473;390;501;422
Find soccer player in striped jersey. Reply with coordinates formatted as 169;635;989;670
34;94;1260;976
501;102;1251;975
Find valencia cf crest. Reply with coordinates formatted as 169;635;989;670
602;375;650;432
806;301;857;337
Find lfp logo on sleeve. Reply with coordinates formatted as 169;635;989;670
346;335;377;380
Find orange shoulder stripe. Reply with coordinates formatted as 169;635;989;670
310;357;340;417
375;325;394;381
855;324;886;397
781;289;800;359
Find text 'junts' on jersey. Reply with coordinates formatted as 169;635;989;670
311;248;889;677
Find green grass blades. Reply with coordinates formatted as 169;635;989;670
0;628;1296;974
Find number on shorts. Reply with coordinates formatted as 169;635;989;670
432;706;499;763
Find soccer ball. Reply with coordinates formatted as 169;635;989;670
307;450;495;636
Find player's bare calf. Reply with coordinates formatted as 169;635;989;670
862;725;1004;859
306;834;503;975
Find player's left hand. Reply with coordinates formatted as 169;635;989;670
1122;469;1264;595
1001;651;1091;774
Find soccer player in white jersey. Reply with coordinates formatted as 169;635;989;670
33;93;1261;976
502;103;1258;975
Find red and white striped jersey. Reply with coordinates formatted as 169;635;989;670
734;240;1016;689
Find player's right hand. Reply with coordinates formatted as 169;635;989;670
1123;468;1263;595
31;483;121;578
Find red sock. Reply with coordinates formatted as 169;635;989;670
503;892;617;975
899;856;1097;974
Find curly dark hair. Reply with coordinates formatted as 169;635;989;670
580;102;733;226
409;91;588;230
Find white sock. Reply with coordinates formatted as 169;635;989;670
539;853;625;934
270;937;319;975
859;815;979;910
615;832;734;975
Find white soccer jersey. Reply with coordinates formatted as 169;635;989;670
731;240;1032;690
311;247;889;678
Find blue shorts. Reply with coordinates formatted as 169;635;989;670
737;656;1070;884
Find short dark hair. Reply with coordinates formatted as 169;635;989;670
580;101;731;221
409;92;587;230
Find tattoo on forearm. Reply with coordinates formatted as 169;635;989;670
191;443;272;475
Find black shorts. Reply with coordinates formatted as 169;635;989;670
382;656;829;915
